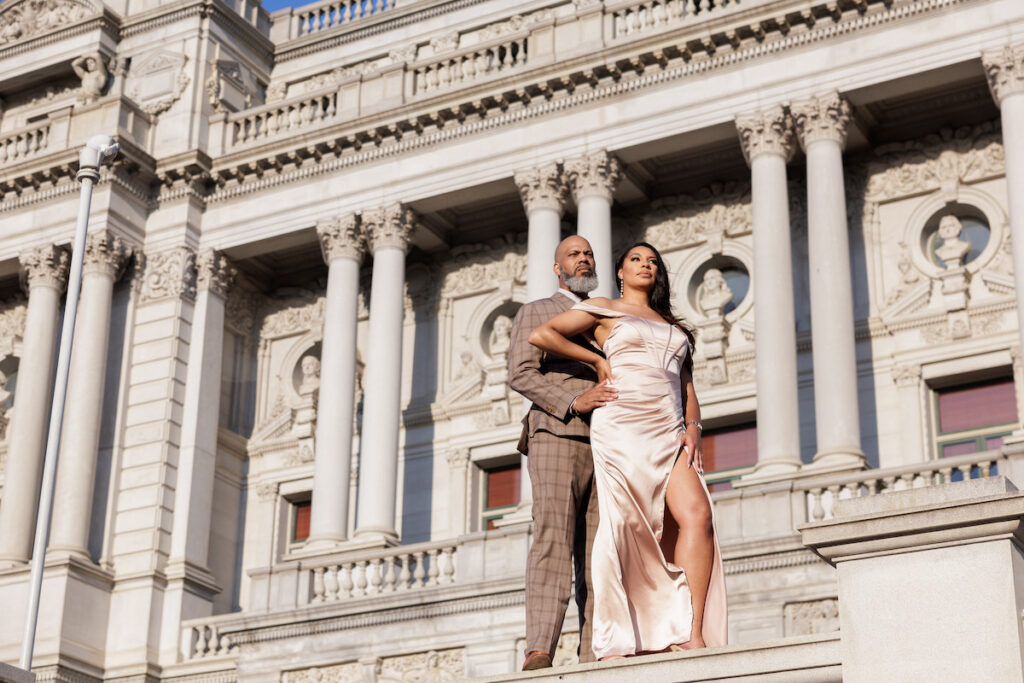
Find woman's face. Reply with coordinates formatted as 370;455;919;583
618;246;659;292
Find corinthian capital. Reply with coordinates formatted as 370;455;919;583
19;244;70;293
792;91;852;149
735;105;795;165
565;150;622;201
514;162;567;214
317;213;365;263
83;231;132;280
196;250;236;298
982;44;1024;106
364;203;415;253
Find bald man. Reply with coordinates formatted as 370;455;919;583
508;236;618;669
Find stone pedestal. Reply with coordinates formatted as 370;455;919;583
801;476;1024;682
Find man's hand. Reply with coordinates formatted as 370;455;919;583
572;380;618;414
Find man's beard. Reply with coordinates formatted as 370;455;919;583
561;272;599;294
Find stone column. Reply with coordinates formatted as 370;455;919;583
0;245;69;565
736;107;802;477
515;162;567;303
793;91;866;471
168;250;236;568
306;214;365;550
984;44;1024;433
48;232;131;558
566;150;621;299
354;203;414;544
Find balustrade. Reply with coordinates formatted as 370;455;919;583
308;541;457;603
801;449;1005;522
414;36;528;96
289;0;400;39
183;621;235;660
230;91;339;148
0;121;50;166
609;0;750;39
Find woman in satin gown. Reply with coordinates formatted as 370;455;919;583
528;241;727;660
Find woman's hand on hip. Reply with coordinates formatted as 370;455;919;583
681;425;703;474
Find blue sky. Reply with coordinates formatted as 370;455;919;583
261;0;297;13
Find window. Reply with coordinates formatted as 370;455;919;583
935;378;1017;462
481;462;520;530
702;422;757;492
290;499;312;545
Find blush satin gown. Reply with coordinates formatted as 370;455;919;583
572;301;728;659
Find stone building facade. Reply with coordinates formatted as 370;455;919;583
0;0;1022;680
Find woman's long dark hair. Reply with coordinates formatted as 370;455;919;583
615;241;697;372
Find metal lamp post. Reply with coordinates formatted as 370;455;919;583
19;135;120;671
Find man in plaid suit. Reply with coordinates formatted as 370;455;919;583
508;235;618;669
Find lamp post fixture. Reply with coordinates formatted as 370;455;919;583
19;135;119;671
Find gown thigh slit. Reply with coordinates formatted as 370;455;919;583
572;301;728;660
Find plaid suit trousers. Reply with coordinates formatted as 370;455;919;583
525;430;599;662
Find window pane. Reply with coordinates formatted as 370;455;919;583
486;465;520;509
986;435;1004;451
703;423;757;473
937;379;1016;434
941;440;978;458
293;501;311;542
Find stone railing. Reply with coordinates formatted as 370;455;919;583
226;89;341;149
307;539;458;603
799;448;1009;522
181;617;238;660
272;0;416;41
0;119;52;165
412;32;530;96
607;0;750;39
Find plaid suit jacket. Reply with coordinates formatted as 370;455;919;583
508;292;599;454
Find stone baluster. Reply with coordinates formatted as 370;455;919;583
793;91;867;472
984;44;1024;437
735;106;802;477
565;149;622;299
49;232;132;558
0;245;69;565
354;203;415;544
307;214;365;550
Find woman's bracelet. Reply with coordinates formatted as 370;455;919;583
686;420;703;432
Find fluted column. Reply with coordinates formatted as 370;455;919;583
49;232;131;558
515;162;568;302
566;150;621;299
0;246;69;565
168;250;236;568
793;91;866;471
736;107;802;476
354;203;415;544
307;214;365;549
984;44;1024;432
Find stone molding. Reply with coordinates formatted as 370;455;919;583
891;363;922;387
736;105;795;164
138;247;197;304
792;90;852;150
564;149;622;201
197;250;237;299
982;43;1024;106
82;231;132;280
363;203;415;253
317;213;365;263
513;162;567;214
19;244;70;292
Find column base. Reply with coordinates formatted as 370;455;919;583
301;535;348;555
491;500;533;529
349;529;400;551
740;457;803;483
808;447;867;474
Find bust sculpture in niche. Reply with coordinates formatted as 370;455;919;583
298;355;321;396
488;315;512;357
699;268;734;317
934;215;971;269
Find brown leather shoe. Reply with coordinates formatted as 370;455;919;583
522;651;552;671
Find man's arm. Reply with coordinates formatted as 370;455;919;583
508;301;577;420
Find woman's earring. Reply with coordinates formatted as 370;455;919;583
619;280;623;296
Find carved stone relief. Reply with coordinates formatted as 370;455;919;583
0;0;96;46
441;245;526;299
207;58;255;113
0;297;27;360
640;182;751;252
126;49;191;116
784;598;840;636
283;649;463;683
138;248;197;305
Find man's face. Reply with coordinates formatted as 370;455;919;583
555;237;595;281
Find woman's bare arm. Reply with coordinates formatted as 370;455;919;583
528;308;614;381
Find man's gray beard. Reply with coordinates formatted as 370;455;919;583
561;273;599;294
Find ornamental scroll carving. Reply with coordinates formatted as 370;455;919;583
784;599;840;636
865;123;1004;201
0;0;96;46
126;49;191;116
0;297;27;359
640;181;751;251
138;248;197;304
260;294;325;340
283;649;463;683
225;286;262;336
440;242;527;299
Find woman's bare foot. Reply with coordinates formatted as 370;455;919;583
600;654;627;661
670;636;706;651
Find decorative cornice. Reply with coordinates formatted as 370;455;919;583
317;213;365;263
565;149;621;202
196;250;237;298
982;43;1024;106
723;548;824;575
792;90;852;150
513;162;567;214
891;363;922;387
82;231;132;280
736;105;795;164
138;247;197;304
364;203;415;253
19;244;70;292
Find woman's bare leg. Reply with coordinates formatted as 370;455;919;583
665;455;713;648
